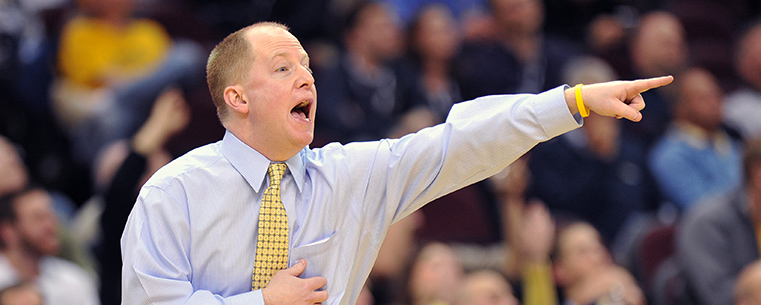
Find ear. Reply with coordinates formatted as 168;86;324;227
223;85;249;115
0;222;18;248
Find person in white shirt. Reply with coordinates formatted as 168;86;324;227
0;188;99;305
121;21;672;305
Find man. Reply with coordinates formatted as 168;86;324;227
0;188;99;305
454;0;580;100
725;21;761;140
121;21;672;304
677;135;761;305
649;67;743;211
552;222;645;305
624;11;689;146
315;1;408;143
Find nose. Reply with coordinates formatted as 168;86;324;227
298;66;315;89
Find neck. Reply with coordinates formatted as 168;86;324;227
3;248;41;282
228;126;301;162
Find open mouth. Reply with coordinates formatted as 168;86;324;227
291;100;312;122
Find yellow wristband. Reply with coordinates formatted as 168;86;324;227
575;84;590;117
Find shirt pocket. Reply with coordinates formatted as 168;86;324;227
290;231;337;279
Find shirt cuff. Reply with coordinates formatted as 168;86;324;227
534;85;582;139
227;289;265;305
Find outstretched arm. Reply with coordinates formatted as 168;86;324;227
564;76;674;122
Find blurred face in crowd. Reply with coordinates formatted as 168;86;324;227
410;243;464;305
351;3;403;62
555;223;612;286
675;68;724;132
411;5;462;63
490;0;544;36
0;137;28;196
0;285;44;305
734;261;761;305
231;25;316;161
2;190;60;257
737;25;761;92
631;12;688;77
454;270;518;305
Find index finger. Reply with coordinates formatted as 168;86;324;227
628;75;674;94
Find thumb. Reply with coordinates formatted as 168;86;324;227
284;259;307;277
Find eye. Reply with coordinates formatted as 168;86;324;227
305;66;313;75
276;66;288;72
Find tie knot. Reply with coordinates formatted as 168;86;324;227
268;163;287;185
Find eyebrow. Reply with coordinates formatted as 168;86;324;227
270;51;310;63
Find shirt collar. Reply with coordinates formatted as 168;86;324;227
673;122;732;154
220;130;305;193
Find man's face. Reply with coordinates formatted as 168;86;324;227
355;4;403;61
678;69;724;131
240;27;316;160
491;0;544;35
557;224;612;285
12;190;60;256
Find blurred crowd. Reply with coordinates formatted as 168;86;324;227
1;0;761;304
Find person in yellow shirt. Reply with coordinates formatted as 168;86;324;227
52;0;204;164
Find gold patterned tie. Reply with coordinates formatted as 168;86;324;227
252;163;289;290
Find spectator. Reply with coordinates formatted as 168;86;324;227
649;67;743;211
489;156;558;305
0;283;44;305
453;0;581;100
404;3;463;122
0;188;99;305
92;88;190;305
552;222;645;305
528;56;659;244
725;21;761;140
734;260;761;305
315;1;409;143
0;135;94;273
677;135;761;305
51;0;204;164
408;243;465;305
624;11;689;146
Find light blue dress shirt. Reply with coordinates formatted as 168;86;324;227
121;85;580;305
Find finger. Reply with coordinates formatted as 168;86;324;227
628;94;645;112
628;75;674;94
312;290;329;303
305;276;328;290
285;259;307;277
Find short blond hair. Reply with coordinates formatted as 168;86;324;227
206;22;289;123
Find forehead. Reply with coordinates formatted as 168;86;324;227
559;225;599;251
14;191;51;215
246;27;308;61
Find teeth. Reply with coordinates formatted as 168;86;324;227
297;100;309;108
